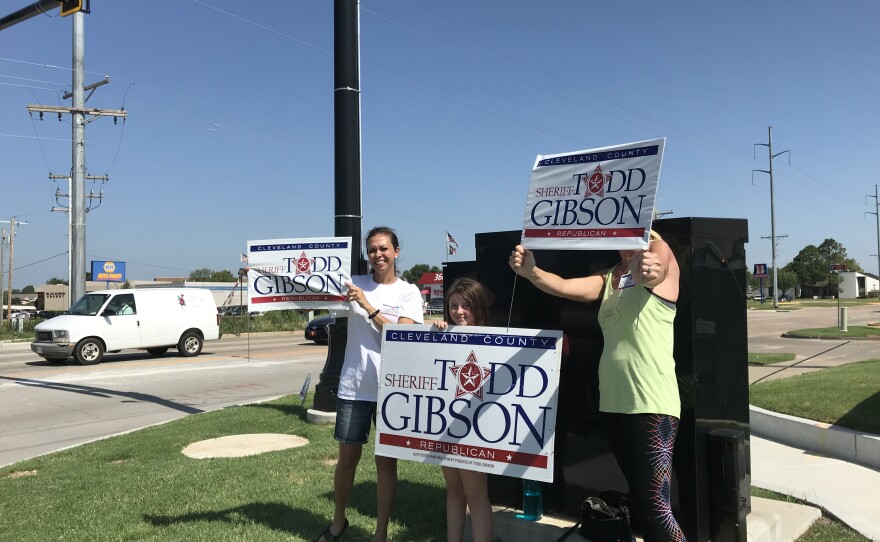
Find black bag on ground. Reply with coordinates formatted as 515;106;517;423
579;497;634;541
557;496;634;542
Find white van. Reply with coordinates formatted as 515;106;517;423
31;288;221;365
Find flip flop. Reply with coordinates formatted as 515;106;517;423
315;518;349;541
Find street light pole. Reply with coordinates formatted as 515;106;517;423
312;0;365;413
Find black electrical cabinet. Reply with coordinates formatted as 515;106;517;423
442;217;751;542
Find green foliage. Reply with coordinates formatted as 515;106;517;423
189;267;214;281
20;285;35;294
785;238;860;296
401;263;441;285
750;360;880;434
190;268;237;282
210;269;237;282
220;310;309;336
47;277;69;285
0;394;448;541
818;238;861;273
748;352;796;366
786;245;825;292
776;268;798;296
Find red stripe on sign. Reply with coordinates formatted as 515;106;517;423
523;228;645;238
379;433;547;468
251;294;344;304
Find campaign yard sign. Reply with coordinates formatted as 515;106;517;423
246;237;352;311
521;138;665;250
375;325;563;482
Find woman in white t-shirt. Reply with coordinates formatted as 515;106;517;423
316;226;424;542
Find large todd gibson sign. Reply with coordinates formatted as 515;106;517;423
375;325;563;482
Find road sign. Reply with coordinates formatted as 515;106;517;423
829;264;846;272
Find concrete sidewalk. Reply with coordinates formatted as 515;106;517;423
750;435;880;541
744;306;880;541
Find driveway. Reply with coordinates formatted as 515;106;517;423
747;303;880;383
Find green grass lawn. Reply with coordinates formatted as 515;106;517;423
0;395;447;542
748;352;796;366
750;360;880;434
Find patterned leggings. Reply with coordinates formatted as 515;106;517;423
604;413;686;542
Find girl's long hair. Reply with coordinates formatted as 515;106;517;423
444;277;489;326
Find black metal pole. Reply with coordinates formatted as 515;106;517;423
312;0;365;412
0;1;60;32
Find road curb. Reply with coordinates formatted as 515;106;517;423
749;405;880;470
780;332;880;340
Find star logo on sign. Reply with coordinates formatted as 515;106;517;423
296;252;311;275
583;164;610;198
449;351;492;400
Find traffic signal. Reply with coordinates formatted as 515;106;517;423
60;0;85;17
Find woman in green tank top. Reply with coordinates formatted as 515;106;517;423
508;231;687;542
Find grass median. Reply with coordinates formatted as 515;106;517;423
750;359;880;434
0;394;448;541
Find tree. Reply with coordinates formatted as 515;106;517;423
210;270;237;282
402;264;441;285
189;268;236;282
786;238;862;297
817;238;862;273
21;285;35;294
776;269;798;298
786;245;825;297
189;268;213;281
745;270;756;291
47;277;69;285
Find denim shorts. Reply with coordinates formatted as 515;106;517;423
334;398;377;445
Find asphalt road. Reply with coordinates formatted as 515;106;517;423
0;333;328;467
747;303;880;383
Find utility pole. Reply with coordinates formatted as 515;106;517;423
754;126;790;309
0;218;28;321
866;185;880;279
50;172;108;301
760;234;788;299
26;10;125;304
0;229;6;315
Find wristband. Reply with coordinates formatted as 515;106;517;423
368;308;381;320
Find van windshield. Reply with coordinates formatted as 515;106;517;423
68;293;110;316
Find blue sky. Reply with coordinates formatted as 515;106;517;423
1;1;878;289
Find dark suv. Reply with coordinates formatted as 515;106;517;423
304;314;332;344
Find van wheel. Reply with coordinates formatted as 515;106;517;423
146;347;168;356
74;338;104;365
177;332;203;357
